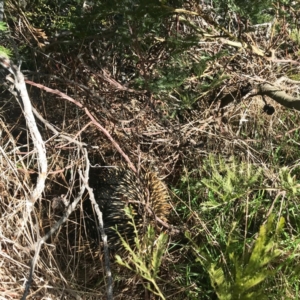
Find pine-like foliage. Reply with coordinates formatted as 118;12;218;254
201;155;263;209
279;167;300;197
116;206;168;300
0;22;11;58
206;215;284;300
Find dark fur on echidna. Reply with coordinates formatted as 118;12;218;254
84;167;170;250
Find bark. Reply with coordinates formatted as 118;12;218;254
255;83;300;111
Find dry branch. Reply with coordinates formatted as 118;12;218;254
0;55;47;207
79;160;114;300
255;83;300;111
25;79;137;173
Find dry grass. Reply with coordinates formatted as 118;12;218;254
1;85;300;299
1;77;297;299
1;1;300;299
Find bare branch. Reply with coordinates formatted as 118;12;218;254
31;106;90;148
0;56;47;207
79;152;114;300
25;79;137;173
255;83;300;111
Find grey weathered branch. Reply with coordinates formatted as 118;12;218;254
254;83;300;111
0;56;48;299
0;56;47;207
79;160;114;300
0;0;3;22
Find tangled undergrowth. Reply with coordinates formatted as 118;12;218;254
1;0;300;299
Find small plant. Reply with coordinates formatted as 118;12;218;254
190;215;284;300
201;155;263;209
279;167;300;197
115;206;168;300
0;22;11;58
290;28;300;45
174;154;300;299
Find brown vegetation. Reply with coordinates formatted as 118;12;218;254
1;0;300;299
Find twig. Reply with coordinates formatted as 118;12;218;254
21;148;88;300
25;79;137;173
0;56;47;207
31;106;89;148
79;52;145;94
79;151;114;300
255;83;300;110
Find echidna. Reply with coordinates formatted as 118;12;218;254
84;167;170;250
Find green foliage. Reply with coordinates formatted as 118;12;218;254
279;167;300;197
0;22;7;31
142;51;227;112
25;0;84;31
174;153;300;299
115;206;168;299
290;29;300;45
270;129;300;166
214;0;274;24
202;216;284;300
0;22;11;58
26;0;224;114
201;155;263;209
0;45;11;58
